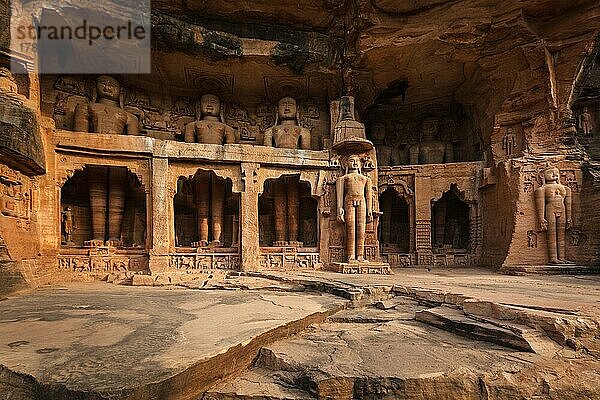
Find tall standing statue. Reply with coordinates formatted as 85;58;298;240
336;155;373;262
502;127;517;156
263;97;311;150
264;97;311;246
74;76;139;247
370;122;399;166
184;94;235;247
534;165;573;264
184;94;235;144
579;107;593;136
409;117;453;164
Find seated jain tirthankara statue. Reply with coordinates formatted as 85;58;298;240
184;94;235;144
409;117;453;164
534;165;574;265
74;75;139;135
263;97;311;149
336;156;373;262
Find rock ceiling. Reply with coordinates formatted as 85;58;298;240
138;0;598;113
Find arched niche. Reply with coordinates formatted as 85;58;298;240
378;188;410;253
431;186;471;252
174;170;239;248
60;166;146;248
259;175;318;248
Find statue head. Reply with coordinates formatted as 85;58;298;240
200;94;221;119
277;97;298;121
346;155;362;173
583;107;589;113
370;122;386;143
421;117;440;141
96;75;121;102
542;165;560;184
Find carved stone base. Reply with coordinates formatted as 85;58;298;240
330;261;392;275
84;239;105;247
191;240;209;248
499;265;600;276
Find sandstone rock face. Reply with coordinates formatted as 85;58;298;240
0;95;45;175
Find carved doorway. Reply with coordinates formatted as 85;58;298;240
173;171;239;248
259;176;317;248
378;188;410;253
60;166;147;248
431;189;470;252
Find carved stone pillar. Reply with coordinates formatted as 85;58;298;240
240;163;260;271
414;175;433;264
149;157;170;273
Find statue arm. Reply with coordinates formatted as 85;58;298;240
336;176;345;223
445;143;454;163
534;187;547;230
224;125;236;144
565;186;572;228
300;128;311;150
73;103;89;132
366;177;373;221
126;112;140;135
263;127;274;146
183;122;195;143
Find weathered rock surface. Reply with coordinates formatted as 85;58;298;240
0;283;345;399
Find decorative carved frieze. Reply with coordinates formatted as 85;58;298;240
170;252;240;271
259;249;322;270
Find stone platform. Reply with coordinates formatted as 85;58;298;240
499;264;600;276
330;261;392;274
0;282;345;400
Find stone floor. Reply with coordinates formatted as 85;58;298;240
0;282;345;399
1;268;599;400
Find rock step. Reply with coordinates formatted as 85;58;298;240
204;368;315;400
415;306;536;352
462;299;600;349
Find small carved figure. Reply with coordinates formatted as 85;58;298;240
579;107;593;136
61;207;75;245
263;97;311;149
184;94;235;144
74;75;139;135
527;230;538;248
409;117;453;164
336;155;373;262
502;127;517;156
370;122;399;166
534;165;573;264
0;67;19;96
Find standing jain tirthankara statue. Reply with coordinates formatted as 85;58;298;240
336;155;373;262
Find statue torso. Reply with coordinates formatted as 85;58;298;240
194;120;228;144
543;183;567;212
344;172;368;198
273;125;302;149
90;103;128;135
419;140;446;164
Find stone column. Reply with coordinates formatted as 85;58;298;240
240;163;260;271
414;175;433;264
149;157;170;273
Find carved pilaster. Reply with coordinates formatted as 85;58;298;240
240;162;260;271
